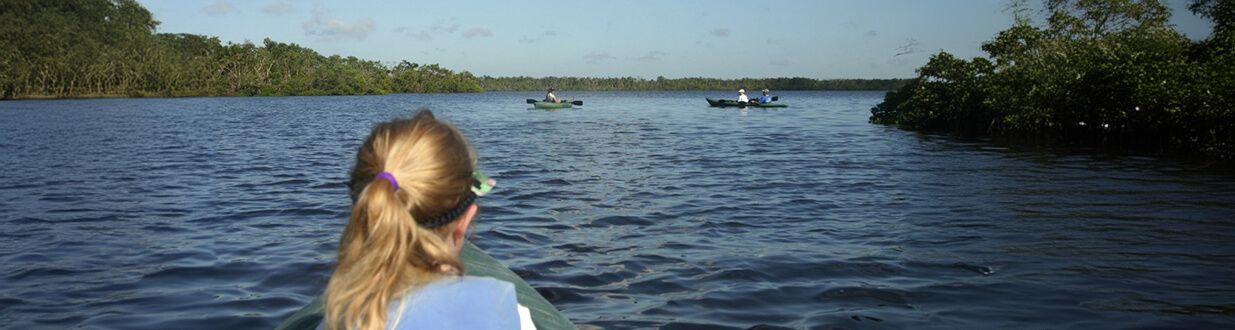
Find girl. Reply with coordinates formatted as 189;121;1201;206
321;110;526;330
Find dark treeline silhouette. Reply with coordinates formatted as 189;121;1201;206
870;0;1234;160
478;76;907;91
0;0;482;99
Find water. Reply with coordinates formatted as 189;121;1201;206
2;91;1233;329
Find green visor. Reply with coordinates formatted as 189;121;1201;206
472;170;495;197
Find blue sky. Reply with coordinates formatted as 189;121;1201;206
137;0;1214;79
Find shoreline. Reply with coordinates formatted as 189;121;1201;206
0;89;895;101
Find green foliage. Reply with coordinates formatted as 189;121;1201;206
477;76;907;91
871;0;1235;160
869;80;919;125
0;0;901;99
0;0;482;99
1189;0;1234;39
1045;0;1170;38
391;61;482;93
870;52;994;135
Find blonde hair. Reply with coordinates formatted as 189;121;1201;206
323;110;477;330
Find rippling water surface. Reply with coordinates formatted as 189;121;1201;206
2;91;1234;329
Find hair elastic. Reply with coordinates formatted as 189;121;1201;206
375;172;399;191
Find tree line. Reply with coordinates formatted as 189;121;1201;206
870;0;1234;160
0;0;907;100
0;0;482;99
478;76;907;91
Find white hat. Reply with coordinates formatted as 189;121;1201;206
738;89;746;93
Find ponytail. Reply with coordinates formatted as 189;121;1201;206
323;111;473;330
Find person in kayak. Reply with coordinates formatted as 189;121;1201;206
544;88;561;103
321;110;529;330
752;89;773;105
737;88;749;103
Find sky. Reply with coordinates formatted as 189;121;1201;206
136;0;1215;79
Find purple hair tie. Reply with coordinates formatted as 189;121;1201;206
375;172;399;191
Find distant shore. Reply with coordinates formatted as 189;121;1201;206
2;2;907;101
3;81;908;101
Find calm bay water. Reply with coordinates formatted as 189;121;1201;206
2;91;1233;329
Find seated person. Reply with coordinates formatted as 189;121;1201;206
320;110;531;330
545;88;560;103
756;89;773;104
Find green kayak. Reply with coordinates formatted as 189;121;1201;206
706;97;788;108
532;100;577;109
274;241;576;330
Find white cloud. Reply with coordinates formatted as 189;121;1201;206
395;26;432;40
431;21;461;34
584;52;615;64
521;31;557;44
463;27;493;39
302;6;375;41
263;0;295;15
409;31;432;41
629;51;669;62
204;0;236;16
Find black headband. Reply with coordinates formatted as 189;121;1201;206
418;191;477;229
347;170;491;228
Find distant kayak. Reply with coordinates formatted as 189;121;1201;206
528;99;583;109
533;101;573;109
706;98;788;108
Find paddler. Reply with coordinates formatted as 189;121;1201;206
755;89;773;104
545;88;561;103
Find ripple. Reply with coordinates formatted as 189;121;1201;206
814;286;913;308
583;215;655;227
535;286;591;305
6;267;81;281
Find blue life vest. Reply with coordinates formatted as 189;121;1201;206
318;276;521;329
758;95;772;103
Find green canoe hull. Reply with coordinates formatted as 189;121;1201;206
274;241;576;330
533;100;575;109
706;97;788;108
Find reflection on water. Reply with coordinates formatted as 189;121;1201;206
1;91;1233;329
